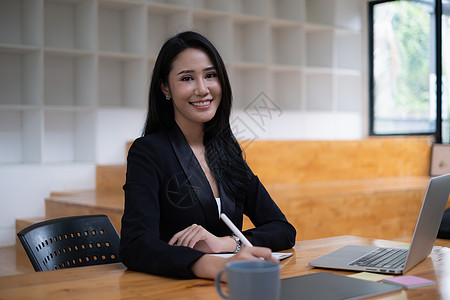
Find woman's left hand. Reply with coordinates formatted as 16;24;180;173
168;224;235;253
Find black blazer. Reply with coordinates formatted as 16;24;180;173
119;126;296;278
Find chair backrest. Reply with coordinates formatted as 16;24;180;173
17;214;120;272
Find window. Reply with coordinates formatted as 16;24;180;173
442;0;450;142
369;0;449;143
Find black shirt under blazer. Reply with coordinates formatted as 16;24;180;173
120;125;296;278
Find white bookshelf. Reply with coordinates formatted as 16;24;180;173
0;0;364;165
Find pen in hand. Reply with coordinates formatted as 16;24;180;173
219;213;284;263
220;213;253;247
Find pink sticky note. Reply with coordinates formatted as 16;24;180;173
382;275;435;289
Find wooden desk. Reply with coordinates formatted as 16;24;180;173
1;236;449;299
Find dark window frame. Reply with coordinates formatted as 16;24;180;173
368;0;443;143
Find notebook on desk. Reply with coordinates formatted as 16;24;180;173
212;252;293;260
309;173;450;274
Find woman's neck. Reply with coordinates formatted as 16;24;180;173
176;119;204;148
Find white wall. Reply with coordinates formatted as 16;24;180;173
96;108;147;165
232;110;363;141
0;164;95;246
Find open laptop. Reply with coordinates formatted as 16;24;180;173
309;173;450;274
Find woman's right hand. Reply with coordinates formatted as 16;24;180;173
231;246;278;263
191;246;279;279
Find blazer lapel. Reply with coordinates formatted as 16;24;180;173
167;126;219;227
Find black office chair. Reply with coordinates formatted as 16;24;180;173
438;208;450;239
17;214;120;271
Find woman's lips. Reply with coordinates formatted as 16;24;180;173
190;100;212;108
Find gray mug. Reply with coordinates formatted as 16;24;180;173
215;260;281;300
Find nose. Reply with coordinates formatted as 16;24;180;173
194;78;208;96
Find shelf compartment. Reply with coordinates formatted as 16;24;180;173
305;0;335;26
192;14;232;61
335;31;362;70
233;19;269;64
232;0;269;17
270;24;302;66
44;52;96;107
305;0;362;30
0;48;42;106
271;70;302;110
148;0;191;7
99;1;146;55
336;74;362;112
98;56;147;108
305;30;333;68
44;0;95;51
230;65;269;109
0;109;42;164
193;0;230;12
335;0;362;30
268;0;304;22
0;0;42;47
305;73;333;111
147;6;191;57
43;109;95;163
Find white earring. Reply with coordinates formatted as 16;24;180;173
165;95;171;101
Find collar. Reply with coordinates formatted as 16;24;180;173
167;125;236;227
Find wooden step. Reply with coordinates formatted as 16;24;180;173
244;136;432;185
15;217;47;246
14;217;47;272
45;190;124;234
16;217;47;233
96;165;126;193
0;246;34;277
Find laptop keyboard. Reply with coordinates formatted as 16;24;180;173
349;248;408;269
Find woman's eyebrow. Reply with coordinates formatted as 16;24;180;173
176;69;194;75
176;66;216;75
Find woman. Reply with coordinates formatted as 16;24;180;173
120;31;296;279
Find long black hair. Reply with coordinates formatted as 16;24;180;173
144;31;251;200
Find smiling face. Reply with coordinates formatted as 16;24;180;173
161;48;222;131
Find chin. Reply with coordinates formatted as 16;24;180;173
196;112;217;123
198;116;215;124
